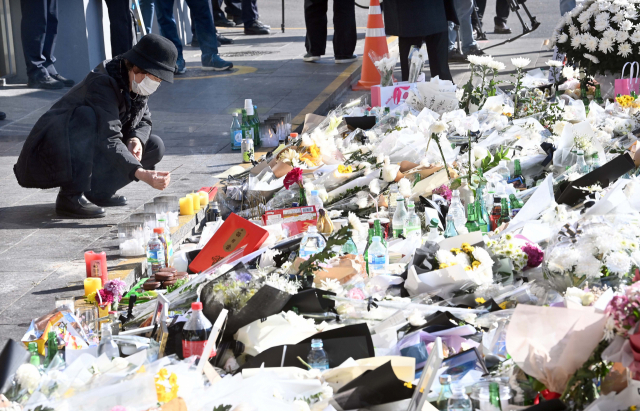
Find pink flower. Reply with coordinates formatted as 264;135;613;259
433;185;453;203
283;167;303;189
97;288;114;305
347;287;366;300
522;244;544;268
104;279;126;302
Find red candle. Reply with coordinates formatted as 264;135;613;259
84;251;108;285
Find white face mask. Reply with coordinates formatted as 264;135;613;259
132;74;161;96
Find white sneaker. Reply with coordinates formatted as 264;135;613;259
335;55;358;64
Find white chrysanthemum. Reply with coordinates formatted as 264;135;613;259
511;57;531;68
583;35;599;51
436;250;457;264
429;120;447;134
604;28;618;39
621;20;634;30
319;278;344;295
569;24;580;37
558;32;569;43
581;21;591;32
382;163;400;182
487;60;506;70
584;53;600;63
575;254;603;279
265;273;300;294
564;286;586;305
408;310;427;326
472;247;494;267
467;54;484;65
15;364;41;392
546;59;563;67
571;34;584;48
631;30;640;43
398;177;412;198
595;11;611;22
617;30;630;42
301;134;314;147
594;19;610;31
613;10;627;22
600;37;615;53
619;42;633;56
368;178;381;195
355;197;369;209
605;252;632;275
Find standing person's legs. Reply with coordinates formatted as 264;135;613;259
474;0;486;27
494;0;511;32
424;32;452;81
448;22;458;52
398;36;424;81
41;0;58;76
225;0;243;23
304;0;328;57
155;0;184;62
241;0;258;23
454;0;477;53
332;0;357;59
104;0;135;55
20;0;51;80
139;0;155;34
184;0;231;67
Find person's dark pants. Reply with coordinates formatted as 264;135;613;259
399;33;452;82
211;0;245;21
304;0;356;57
63;106;164;195
104;0;136;56
155;0;219;63
139;0;155;34
20;0;59;80
474;0;510;27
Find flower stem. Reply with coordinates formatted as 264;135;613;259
433;133;451;179
514;69;523;119
468;131;472;180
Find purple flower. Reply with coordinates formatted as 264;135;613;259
433;185;453;203
522;244;544;268
104;279;127;301
234;272;253;283
97;288;114;305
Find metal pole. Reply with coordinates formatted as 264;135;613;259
282;0;285;33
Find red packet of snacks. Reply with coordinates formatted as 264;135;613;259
189;213;268;273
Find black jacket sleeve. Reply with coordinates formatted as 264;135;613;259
84;75;142;179
126;104;152;146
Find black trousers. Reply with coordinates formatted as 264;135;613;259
104;0;136;56
398;33;452;82
211;0;258;22
63;106;164;195
20;0;59;79
304;0;356;57
474;0;510;27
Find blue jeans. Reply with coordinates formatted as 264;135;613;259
560;0;576;15
448;0;476;53
138;0;154;34
154;0;219;63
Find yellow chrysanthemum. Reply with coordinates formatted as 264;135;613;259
158;368;169;379
169;373;178;385
337;164;353;173
439;263;450;269
461;243;471;248
451;248;461;254
85;291;97;304
472;261;481;268
464;265;472;271
475;297;486;304
308;144;320;158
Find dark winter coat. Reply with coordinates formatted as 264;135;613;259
13;59;152;189
383;0;459;38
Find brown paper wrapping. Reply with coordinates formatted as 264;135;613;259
505;304;607;393
271;161;294;178
293;255;365;285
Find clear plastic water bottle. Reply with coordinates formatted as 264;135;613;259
448;189;466;230
444;214;458;238
98;322;120;360
403;201;422;240
591;152;601;172
447;385;472;411
437;375;454;410
576;149;589;174
367;236;387;275
299;226;326;257
392;197;408;238
494;160;511;181
230;112;242;151
147;230;166;276
426;218;442;242
307;338;329;370
308;190;324;211
388;184;399;218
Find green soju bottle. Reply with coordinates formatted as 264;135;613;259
465;203;480;232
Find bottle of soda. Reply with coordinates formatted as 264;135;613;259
147;230;166;276
182;302;215;359
241;108;254;144
230;113;242;151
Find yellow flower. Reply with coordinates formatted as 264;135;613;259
169;373;178;385
439;263;450;269
461;243;471;248
308;144;320;158
158;368;169;379
630;406;636;411
404;382;413;388
472;261;481;268
337;164;353;173
451;248;461;254
464;265;472;271
85;291;97;304
499;301;508;309
475;297;486;304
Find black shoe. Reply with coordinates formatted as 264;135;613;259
215;17;235;27
190;37;200;47
464;45;485;56
27;75;64;90
85;191;127;207
303;52;321;62
51;73;74;87
0;112;5;121
335;55;358;64
448;49;466;62
229;14;243;25
244;20;271;35
56;192;106;218
217;33;234;45
494;22;512;34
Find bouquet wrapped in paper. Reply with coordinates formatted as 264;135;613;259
369;50;397;87
407;44;427;83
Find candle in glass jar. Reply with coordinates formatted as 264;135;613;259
84;278;102;296
188;193;201;211
84;251;107;285
179;197;194;215
198;191;209;206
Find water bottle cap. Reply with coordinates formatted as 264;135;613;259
451;384;465;394
244;99;253;109
439;374;452;384
372;236;381;242
311;338;323;347
311;190;319;196
191;302;203;311
430;218;439;226
153;227;164;234
232;112;238;117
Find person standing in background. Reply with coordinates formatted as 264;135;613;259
20;0;75;89
104;0;137;55
474;0;512;34
384;0;458;81
303;0;357;63
448;0;485;60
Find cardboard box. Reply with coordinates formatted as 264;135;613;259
371;82;415;108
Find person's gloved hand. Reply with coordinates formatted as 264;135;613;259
135;169;171;190
127;138;143;161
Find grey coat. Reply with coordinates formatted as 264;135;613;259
14;60;152;189
383;0;459;38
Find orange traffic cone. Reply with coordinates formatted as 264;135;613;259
353;0;389;91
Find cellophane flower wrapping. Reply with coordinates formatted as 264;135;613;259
369;50;396;87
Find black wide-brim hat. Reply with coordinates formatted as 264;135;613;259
122;33;178;83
